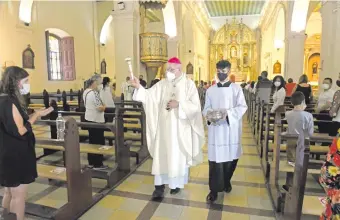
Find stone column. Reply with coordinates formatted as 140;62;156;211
285;32;306;82
168;37;179;58
111;2;139;95
319;1;337;84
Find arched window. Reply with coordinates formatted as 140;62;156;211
48;34;62;80
45;30;76;81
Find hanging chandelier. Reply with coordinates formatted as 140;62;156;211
139;0;168;10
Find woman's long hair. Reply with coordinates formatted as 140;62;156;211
0;66;29;107
102;77;110;90
298;74;308;84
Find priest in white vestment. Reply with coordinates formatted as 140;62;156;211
130;57;205;199
203;60;247;202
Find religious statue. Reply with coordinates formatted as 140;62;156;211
273;60;281;74
100;59;107;74
312;62;318;74
243;52;248;67
230;46;237;58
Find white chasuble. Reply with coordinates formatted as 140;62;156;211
203;83;247;163
133;74;205;188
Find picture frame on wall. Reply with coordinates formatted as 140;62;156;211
22;45;35;69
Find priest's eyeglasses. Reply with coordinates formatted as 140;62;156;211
167;68;177;73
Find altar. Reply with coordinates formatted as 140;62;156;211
209;18;257;82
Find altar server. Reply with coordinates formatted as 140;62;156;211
203;60;247;202
130;57;205;199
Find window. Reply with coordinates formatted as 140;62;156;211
45;31;76;81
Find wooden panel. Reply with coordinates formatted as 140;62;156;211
60;37;76;81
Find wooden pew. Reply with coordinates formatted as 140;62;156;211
267;115;332;213
280;134;332;220
26;117;103;220
34;108;136;188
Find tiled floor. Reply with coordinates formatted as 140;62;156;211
78;119;277;220
0;118;281;220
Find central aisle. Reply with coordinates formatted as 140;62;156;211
80;118;276;220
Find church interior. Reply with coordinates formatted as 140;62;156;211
0;0;339;219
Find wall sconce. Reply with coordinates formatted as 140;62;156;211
117;2;125;10
274;39;284;51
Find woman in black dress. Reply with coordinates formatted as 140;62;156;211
292;74;313;104
0;66;52;220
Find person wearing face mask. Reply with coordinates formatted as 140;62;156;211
270;75;286;113
314;78;334;135
130;57;205;199
0;66;53;220
83;74;107;170
203;60;248;203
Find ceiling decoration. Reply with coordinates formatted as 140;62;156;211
204;1;266;17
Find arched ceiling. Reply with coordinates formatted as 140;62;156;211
204;0;268;30
204;1;266;17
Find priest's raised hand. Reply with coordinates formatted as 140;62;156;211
130;77;140;89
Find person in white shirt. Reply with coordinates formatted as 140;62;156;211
83;74;108;170
315;78;334;135
270;75;286;113
316;78;334;113
121;76;134;101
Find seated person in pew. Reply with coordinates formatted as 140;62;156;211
315;78;334;142
319;135;340;219
329;73;340;136
285;91;314;167
270;75;286;113
83;74;108;170
0;66;53;220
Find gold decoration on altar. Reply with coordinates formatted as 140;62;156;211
209;18;257;82
140;32;168;85
273;60;281;74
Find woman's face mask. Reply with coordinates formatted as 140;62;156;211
19;78;30;95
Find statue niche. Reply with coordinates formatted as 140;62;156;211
186;62;193;75
273;61;281;74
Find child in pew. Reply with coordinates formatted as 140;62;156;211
285;91;314;167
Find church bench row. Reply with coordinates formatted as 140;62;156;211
34;107;148;175
27;118;103;220
269;131;332;219
244;90;329;219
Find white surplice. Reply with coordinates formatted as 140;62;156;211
133;74;205;189
203;82;247;163
121;82;134;101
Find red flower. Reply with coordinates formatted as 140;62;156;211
325;203;332;217
334;154;340;166
330;143;338;154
